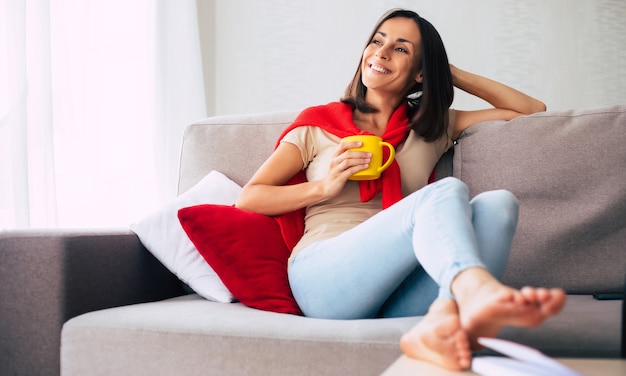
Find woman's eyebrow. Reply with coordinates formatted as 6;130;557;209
376;31;415;46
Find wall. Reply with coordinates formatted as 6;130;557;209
201;0;626;115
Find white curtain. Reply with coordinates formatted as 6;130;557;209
0;0;206;228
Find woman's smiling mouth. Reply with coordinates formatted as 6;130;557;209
369;63;391;74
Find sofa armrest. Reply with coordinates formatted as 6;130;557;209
0;228;186;375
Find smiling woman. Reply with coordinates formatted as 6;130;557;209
232;7;565;371
0;0;206;228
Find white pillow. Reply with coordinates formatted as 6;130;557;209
130;170;240;302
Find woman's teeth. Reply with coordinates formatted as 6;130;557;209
371;64;390;74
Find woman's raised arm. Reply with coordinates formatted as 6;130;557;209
451;65;546;139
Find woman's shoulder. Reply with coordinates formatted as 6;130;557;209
427;108;456;154
282;124;338;144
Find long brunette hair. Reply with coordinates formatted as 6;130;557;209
341;9;454;142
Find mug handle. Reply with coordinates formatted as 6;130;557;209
378;142;395;173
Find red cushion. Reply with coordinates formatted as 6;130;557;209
178;204;302;315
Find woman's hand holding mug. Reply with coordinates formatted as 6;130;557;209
341;135;395;180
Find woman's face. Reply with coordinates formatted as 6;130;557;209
361;17;422;97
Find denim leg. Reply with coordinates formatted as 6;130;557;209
470;190;519;280
288;177;518;319
411;177;487;300
377;267;439;318
288;191;424;319
379;186;519;317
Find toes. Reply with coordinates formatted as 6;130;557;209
535;287;550;303
551;288;566;302
520;286;538;303
458;352;472;370
545;288;566;314
520;286;559;307
454;331;472;369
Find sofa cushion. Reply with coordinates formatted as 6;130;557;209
453;105;626;293
61;294;417;376
60;294;621;376
130;171;240;303
178;204;302;315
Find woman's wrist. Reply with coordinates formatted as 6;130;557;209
449;64;460;87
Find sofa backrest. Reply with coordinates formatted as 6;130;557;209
178;109;455;194
454;105;626;293
178;110;299;194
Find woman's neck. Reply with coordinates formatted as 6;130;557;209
353;110;391;136
354;92;404;135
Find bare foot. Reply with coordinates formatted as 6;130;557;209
519;286;567;317
452;267;566;348
400;298;472;371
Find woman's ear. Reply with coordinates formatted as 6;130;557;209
415;71;423;83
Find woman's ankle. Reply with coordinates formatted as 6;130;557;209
450;266;498;301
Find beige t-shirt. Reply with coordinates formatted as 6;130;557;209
282;109;456;258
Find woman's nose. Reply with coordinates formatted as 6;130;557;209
375;47;389;60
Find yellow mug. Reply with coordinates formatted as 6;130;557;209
341;135;395;180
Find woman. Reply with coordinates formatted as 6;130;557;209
236;8;565;370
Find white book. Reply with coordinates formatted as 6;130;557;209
472;337;584;376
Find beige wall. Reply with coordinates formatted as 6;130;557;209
198;0;626;116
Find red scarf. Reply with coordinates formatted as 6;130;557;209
274;102;410;250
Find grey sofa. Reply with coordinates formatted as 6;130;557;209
1;105;625;376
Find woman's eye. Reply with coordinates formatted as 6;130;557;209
371;39;382;45
396;47;408;53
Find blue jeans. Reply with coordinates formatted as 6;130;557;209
288;177;519;319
